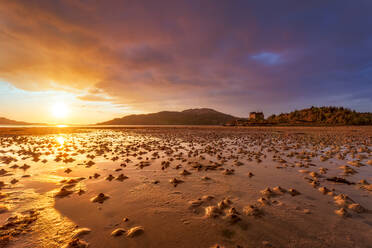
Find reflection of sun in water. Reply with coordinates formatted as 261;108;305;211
56;136;65;146
51;102;69;118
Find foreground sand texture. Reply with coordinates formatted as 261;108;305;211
0;126;371;248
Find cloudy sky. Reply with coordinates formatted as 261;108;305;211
1;0;371;124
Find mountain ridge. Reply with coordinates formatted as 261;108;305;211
97;108;237;125
0;117;32;125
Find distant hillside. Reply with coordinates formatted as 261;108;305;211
98;108;237;125
267;106;372;125
0;117;32;125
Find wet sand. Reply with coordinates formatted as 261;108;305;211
0;126;371;248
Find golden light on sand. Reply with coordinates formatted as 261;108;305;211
51;102;69;118
56;136;65;146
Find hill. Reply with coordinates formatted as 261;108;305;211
266;106;372;125
97;108;237;125
0;117;32;125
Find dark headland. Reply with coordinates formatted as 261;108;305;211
97;108;237;125
0;117;32;125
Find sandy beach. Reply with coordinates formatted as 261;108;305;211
0;126;371;248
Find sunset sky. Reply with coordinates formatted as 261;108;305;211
1;0;372;124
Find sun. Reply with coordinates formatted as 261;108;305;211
51;102;69;118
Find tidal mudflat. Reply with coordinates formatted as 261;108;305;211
0;126;371;248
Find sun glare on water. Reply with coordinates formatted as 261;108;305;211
56;136;65;146
51;102;69;118
57;125;68;127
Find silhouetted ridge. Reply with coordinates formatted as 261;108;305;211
0;117;32;125
97;108;237;125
